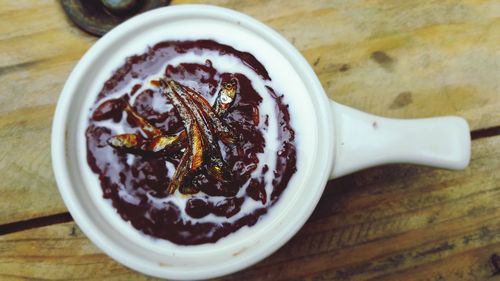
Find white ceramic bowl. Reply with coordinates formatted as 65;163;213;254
52;5;470;280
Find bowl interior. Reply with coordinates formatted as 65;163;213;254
52;5;334;279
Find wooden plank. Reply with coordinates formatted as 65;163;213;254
1;0;499;279
0;135;498;280
0;0;95;224
0;0;499;230
176;0;500;128
0;105;61;223
0;222;155;281
220;135;500;280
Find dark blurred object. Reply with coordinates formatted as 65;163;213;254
61;0;170;36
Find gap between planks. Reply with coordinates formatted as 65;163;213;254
1;125;499;236
0;212;72;235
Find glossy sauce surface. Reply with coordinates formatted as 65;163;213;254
86;40;297;245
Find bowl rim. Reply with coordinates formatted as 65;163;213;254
51;4;335;279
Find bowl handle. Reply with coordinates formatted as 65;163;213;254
329;101;471;179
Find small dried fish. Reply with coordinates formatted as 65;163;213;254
214;78;237;115
101;98;163;151
108;133;142;149
184;85;237;144
123;104;162;138
165;80;231;182
107;132;186;155
116;79;238;152
146;134;184;153
167;146;191;194
160;79;205;193
106;78;239;195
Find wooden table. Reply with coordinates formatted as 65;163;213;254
1;0;499;280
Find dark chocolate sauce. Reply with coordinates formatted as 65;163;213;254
86;40;297;245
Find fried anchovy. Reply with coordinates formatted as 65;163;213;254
166;80;230;182
110;79;238;152
108;133;142;149
150;79;238;147
146;133;185;152
108;133;186;155
184;85;237;144
124;104;162;138
167;145;191;194
104;98;161;149
214;78;237;115
160;79;204;193
106;79;239;194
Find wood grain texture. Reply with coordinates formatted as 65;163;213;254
177;0;500;126
0;0;498;224
0;135;499;280
0;0;499;280
0;0;96;224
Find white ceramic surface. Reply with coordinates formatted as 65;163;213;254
51;5;471;280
